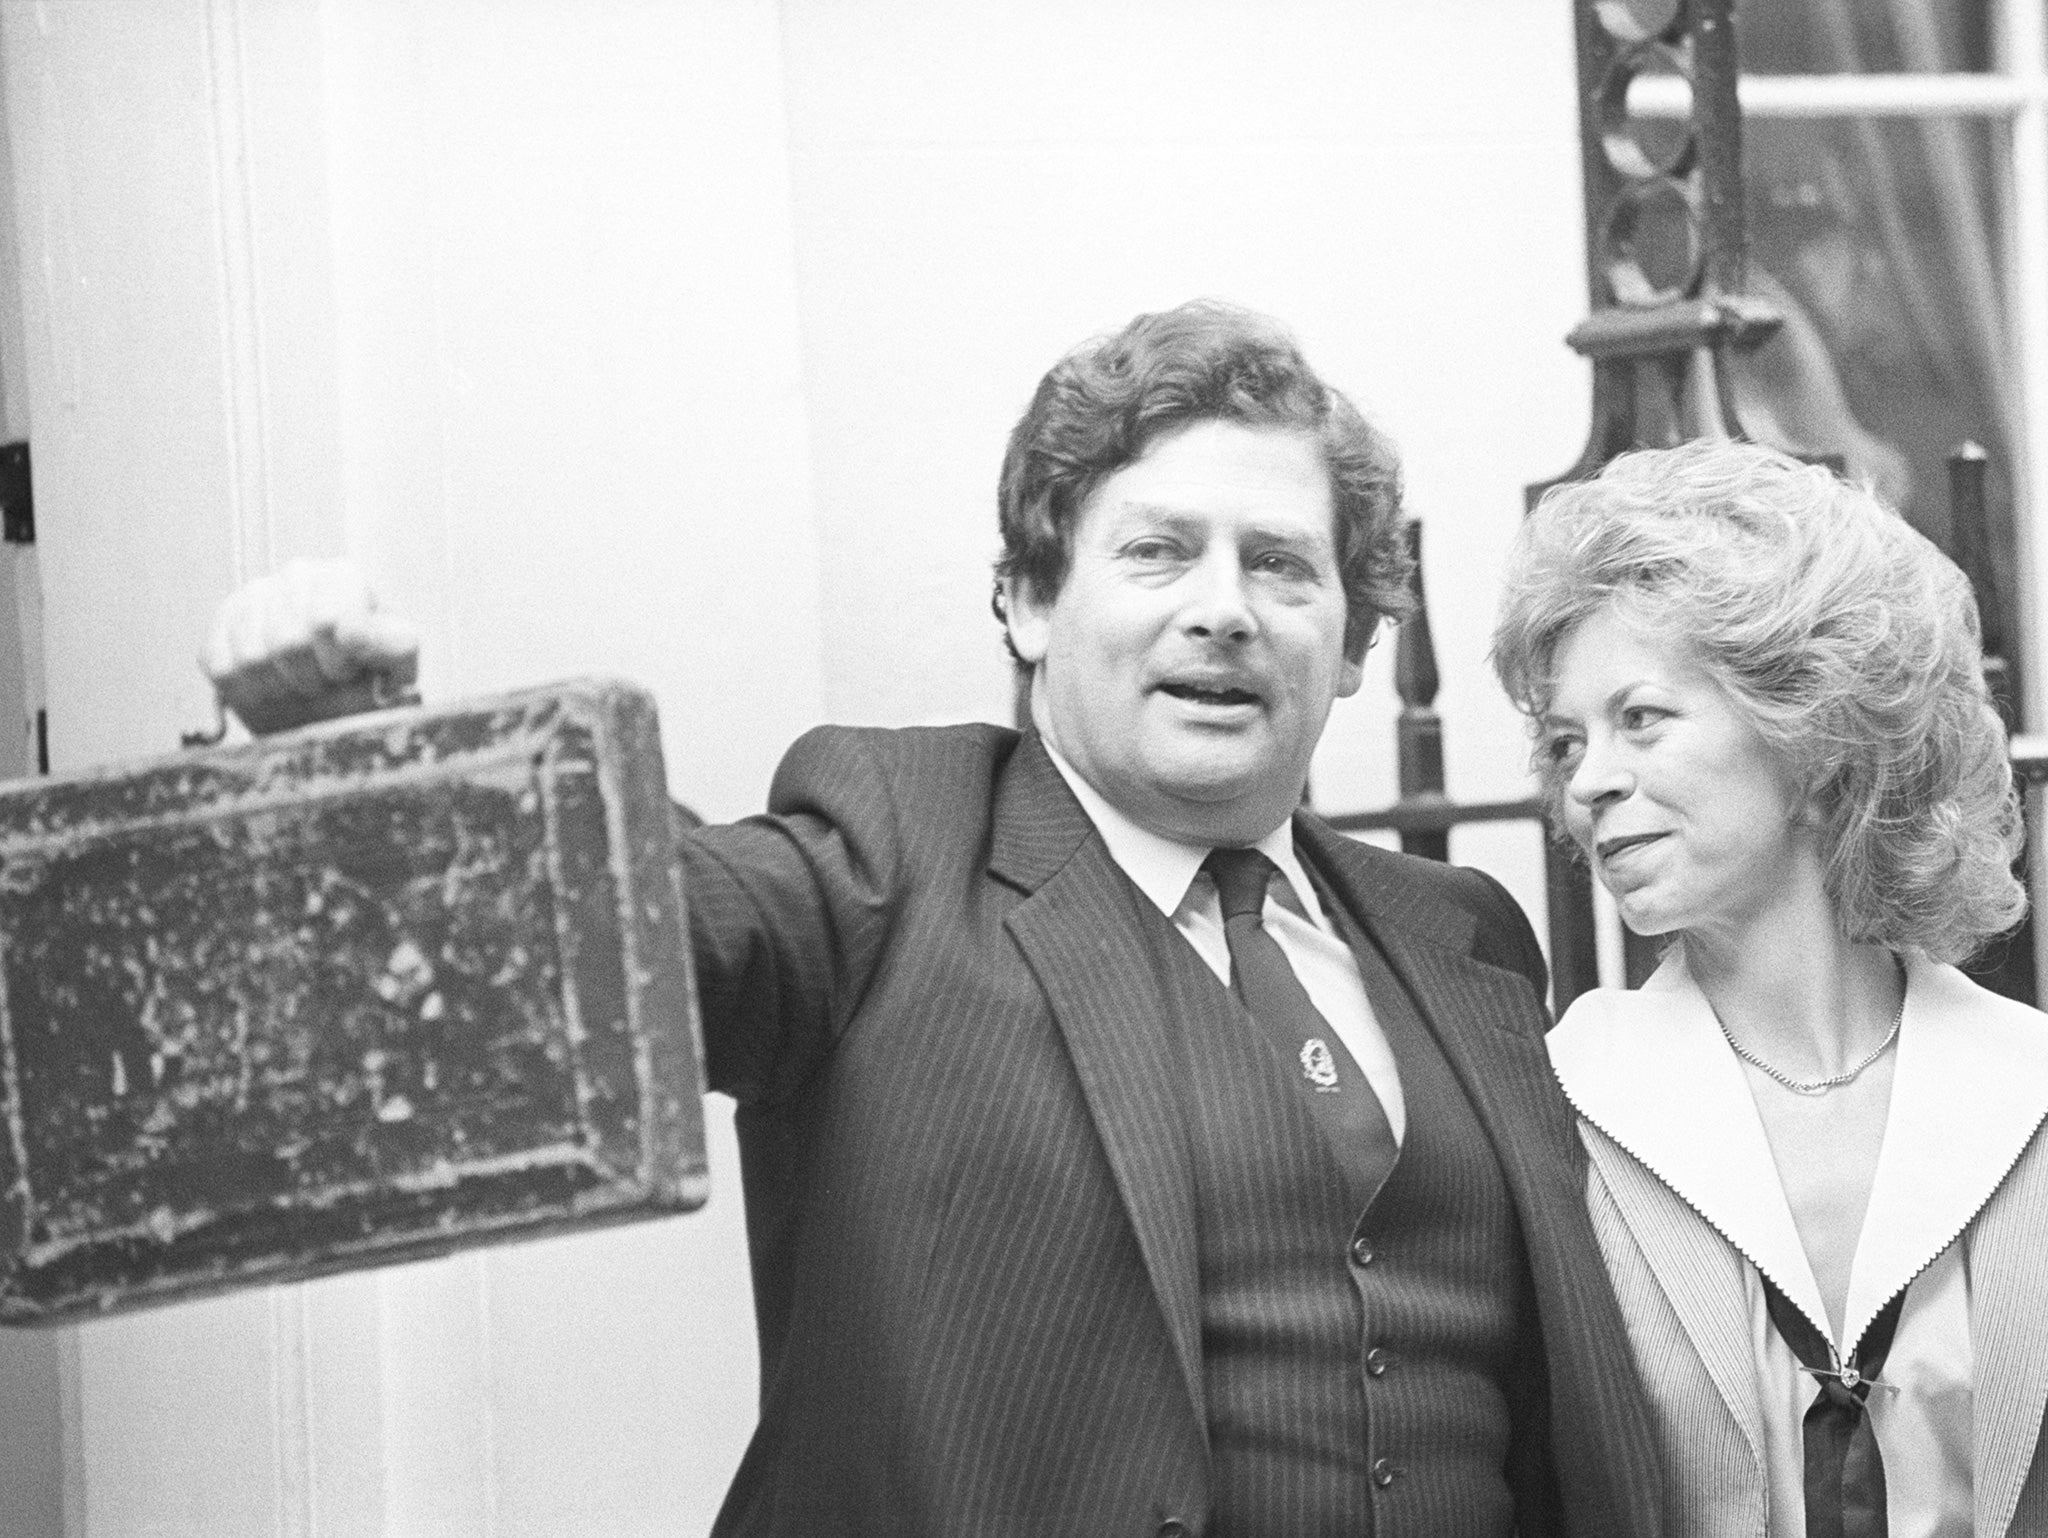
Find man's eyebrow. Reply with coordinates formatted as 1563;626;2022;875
1237;524;1324;547
1098;504;1330;553
1095;504;1205;540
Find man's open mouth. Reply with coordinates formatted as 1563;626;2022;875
1160;682;1261;707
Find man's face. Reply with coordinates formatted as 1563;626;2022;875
1006;419;1364;847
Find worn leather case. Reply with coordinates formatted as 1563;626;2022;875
0;679;706;1322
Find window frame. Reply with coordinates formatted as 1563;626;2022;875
1630;4;2048;727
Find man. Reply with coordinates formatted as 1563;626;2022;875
207;301;1661;1536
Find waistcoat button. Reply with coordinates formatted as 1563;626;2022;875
1157;1521;1192;1538
1349;1235;1375;1267
1372;1458;1399;1488
1365;1346;1392;1376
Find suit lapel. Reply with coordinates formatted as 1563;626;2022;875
1549;981;1796;1468
989;736;1206;1431
1299;820;1667;1536
1970;1121;2048;1536
1294;819;1561;1216
1581;1121;1767;1464
1828;957;2048;1538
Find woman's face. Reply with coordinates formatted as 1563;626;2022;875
1540;605;1819;940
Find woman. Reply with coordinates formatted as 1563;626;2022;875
1492;439;2048;1538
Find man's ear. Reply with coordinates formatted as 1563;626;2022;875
1004;576;1052;667
1336;613;1380;695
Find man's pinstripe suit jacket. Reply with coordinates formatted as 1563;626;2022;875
682;722;1664;1538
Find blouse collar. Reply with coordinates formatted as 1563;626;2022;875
1550;951;2048;1350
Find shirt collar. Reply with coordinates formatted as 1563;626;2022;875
1040;738;1326;928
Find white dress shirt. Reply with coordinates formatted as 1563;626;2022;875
1042;743;1405;1144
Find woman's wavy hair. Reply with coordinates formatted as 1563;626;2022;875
992;298;1411;663
1491;439;2025;963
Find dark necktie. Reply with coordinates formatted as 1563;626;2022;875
1202;846;1399;1207
1759;1272;1907;1538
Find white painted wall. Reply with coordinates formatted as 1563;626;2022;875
0;1;1591;1533
3;1;809;1532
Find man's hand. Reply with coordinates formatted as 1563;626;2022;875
201;558;420;735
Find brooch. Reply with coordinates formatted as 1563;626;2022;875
1299;1038;1340;1092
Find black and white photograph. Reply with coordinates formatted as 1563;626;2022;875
0;2;2040;1535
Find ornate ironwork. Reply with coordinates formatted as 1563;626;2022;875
1532;0;1785;1008
1324;520;1543;857
1551;0;1781;483
1948;441;2019;726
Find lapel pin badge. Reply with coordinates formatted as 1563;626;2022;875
1300;1038;1340;1092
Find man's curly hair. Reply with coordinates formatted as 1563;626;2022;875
993;299;1411;664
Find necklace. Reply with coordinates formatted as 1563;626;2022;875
1715;970;1905;1096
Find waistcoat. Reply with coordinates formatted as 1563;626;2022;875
1141;879;1537;1537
